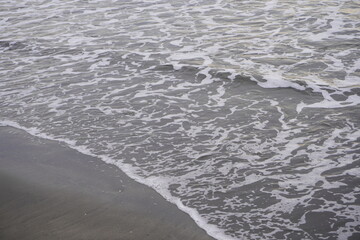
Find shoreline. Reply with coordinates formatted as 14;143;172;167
0;126;215;240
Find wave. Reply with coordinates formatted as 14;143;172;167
151;63;360;112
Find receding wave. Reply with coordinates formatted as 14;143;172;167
1;0;359;239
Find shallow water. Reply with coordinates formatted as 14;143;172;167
1;0;360;239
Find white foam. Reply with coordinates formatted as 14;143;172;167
1;1;360;239
264;0;278;11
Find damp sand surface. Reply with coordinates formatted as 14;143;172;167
0;126;214;240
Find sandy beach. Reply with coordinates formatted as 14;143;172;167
0;126;214;240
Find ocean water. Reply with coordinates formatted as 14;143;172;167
1;0;360;239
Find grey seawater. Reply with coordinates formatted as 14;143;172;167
1;0;360;239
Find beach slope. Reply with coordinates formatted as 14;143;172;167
0;126;214;240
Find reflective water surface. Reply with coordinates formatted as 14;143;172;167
1;1;360;239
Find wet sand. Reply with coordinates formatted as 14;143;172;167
0;126;214;240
